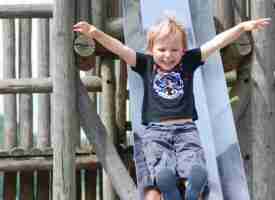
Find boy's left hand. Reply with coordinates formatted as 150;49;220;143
241;18;271;32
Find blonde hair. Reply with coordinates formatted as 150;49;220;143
146;16;188;52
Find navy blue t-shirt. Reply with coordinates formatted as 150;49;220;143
131;48;204;125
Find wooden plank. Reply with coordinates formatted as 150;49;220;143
0;76;101;94
250;0;275;199
75;1;91;197
2;19;17;149
115;61;127;150
1;19;17;200
0;155;97;171
36;18;50;200
78;79;138;200
0;4;52;18
101;58;117;200
52;0;77;199
18;18;34;200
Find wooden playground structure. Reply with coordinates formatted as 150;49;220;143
0;0;137;200
0;0;256;200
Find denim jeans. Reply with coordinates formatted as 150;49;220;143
142;122;206;180
134;122;208;200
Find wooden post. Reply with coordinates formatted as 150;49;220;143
230;0;254;196
250;0;275;199
213;0;234;28
76;0;98;199
52;0;77;199
91;0;105;199
101;58;118;200
1;18;17;200
75;1;92;198
36;18;51;200
115;61;127;155
18;18;34;200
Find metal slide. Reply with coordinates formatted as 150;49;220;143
122;0;250;199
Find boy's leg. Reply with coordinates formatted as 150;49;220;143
173;124;208;199
185;165;208;200
155;168;182;200
142;124;182;200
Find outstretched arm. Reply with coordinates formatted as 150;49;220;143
73;21;136;66
200;18;271;61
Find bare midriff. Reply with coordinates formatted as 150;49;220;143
160;118;193;124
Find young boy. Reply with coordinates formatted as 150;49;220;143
73;17;270;200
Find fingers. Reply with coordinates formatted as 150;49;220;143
246;18;271;32
255;18;271;27
73;21;90;33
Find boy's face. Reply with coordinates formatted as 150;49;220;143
150;31;185;72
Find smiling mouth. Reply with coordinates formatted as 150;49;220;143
162;61;175;66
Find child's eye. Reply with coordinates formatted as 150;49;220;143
158;48;165;52
172;49;179;52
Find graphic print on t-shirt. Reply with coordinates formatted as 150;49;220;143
153;71;184;99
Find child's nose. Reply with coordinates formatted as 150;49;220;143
164;51;171;57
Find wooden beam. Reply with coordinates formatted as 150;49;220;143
106;17;123;39
52;0;77;199
2;18;17;200
36;18;51;200
101;58;117;200
0;3;124;38
0;76;102;94
18;18;34;200
0;155;97;171
78;78;138;200
0;4;53;18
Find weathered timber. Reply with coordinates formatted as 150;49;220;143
75;2;91;198
101;58;117;200
0;76;102;94
52;0;77;199
232;0;253;194
78;78;138;200
2;19;17;149
250;0;275;199
0;147;93;158
19;18;33;149
37;18;51;148
0;155;97;171
18;18;34;200
1;18;17;200
0;4;52;18
106;17;123;39
77;1;98;199
36;18;51;200
115;61;127;150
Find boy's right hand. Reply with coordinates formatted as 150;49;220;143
73;21;96;38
